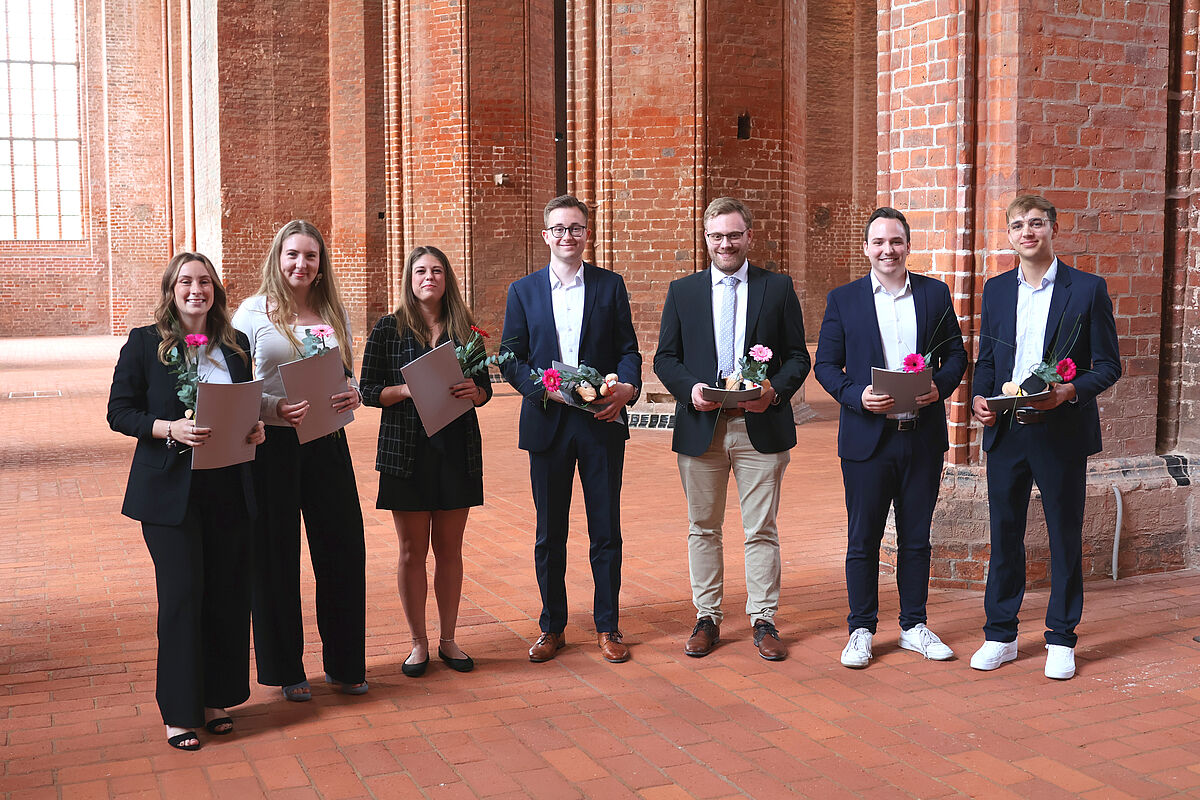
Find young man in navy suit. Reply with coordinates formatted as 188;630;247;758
501;195;642;664
814;207;968;668
654;197;810;661
970;195;1121;680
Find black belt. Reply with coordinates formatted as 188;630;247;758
883;417;918;431
1015;408;1047;425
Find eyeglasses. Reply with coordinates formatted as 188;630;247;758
1008;218;1050;233
705;230;747;244
546;225;587;239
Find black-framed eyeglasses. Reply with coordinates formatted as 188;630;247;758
546;225;587;238
705;230;746;244
1008;218;1050;233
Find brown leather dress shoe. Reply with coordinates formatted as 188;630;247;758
597;631;630;663
685;617;720;657
753;619;787;661
529;632;565;662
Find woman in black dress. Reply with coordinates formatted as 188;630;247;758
107;252;265;749
360;246;492;675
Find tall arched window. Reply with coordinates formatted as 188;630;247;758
0;0;82;241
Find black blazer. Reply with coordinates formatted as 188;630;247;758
107;325;257;526
654;265;810;457
814;272;967;461
500;263;643;453
972;260;1121;456
359;313;492;478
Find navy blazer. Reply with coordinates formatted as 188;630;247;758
500;263;643;453
972;260;1121;456
107;326;258;526
653;265;810;458
814;272;968;462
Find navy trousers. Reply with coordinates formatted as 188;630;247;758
840;426;942;634
529;411;625;634
983;421;1087;647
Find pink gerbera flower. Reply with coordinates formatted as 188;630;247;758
184;334;208;347
1056;358;1077;382
748;344;773;363
541;368;562;392
902;352;926;373
310;325;335;340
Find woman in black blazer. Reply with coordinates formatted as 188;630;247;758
107;252;265;750
360;246;492;676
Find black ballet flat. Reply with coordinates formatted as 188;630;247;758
438;647;475;673
167;731;201;751
401;656;429;677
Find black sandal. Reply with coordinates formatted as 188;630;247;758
167;731;201;751
204;716;234;735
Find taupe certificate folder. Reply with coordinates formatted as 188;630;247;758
870;366;933;414
192;379;264;470
277;346;355;445
699;385;762;409
984;389;1052;413
401;341;472;437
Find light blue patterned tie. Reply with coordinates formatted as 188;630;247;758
718;275;738;378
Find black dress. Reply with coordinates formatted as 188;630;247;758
360;314;492;512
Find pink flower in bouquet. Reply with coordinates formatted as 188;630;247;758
902;352;926;373
310;325;335;341
748;344;773;363
1056;357;1077;382
184;333;208;348
541;368;562;392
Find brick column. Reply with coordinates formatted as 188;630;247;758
880;0;1193;584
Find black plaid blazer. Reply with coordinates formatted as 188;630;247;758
360;313;492;478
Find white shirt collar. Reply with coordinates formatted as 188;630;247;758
869;270;912;297
709;261;749;286
1017;257;1058;290
549;263;585;290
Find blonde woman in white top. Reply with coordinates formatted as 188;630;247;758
232;220;367;701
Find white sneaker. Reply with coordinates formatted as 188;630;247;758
898;623;954;661
1044;644;1076;680
840;628;873;668
969;640;1018;670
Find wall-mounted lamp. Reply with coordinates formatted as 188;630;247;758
493;173;509;186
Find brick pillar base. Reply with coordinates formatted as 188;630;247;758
881;456;1200;588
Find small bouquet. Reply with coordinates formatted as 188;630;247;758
531;362;619;405
167;333;208;417
300;325;335;357
1000;315;1082;398
456;325;513;378
724;344;773;390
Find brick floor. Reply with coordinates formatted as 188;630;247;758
2;335;1199;799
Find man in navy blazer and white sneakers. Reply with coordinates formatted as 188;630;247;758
815;207;967;669
654;197;810;662
970;195;1121;680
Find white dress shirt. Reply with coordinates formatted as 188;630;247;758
1011;258;1058;384
197;346;232;385
871;271;918;419
549;264;585;367
710;261;749;377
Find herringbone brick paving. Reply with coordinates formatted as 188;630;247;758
1;336;1198;798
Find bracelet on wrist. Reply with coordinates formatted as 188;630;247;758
165;420;177;449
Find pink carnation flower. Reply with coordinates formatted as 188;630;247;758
748;344;773;363
902;352;926;373
184;334;209;347
541;368;562;392
1056;358;1077;382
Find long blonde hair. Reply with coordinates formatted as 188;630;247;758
153;252;249;367
394;246;476;347
255;220;354;371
